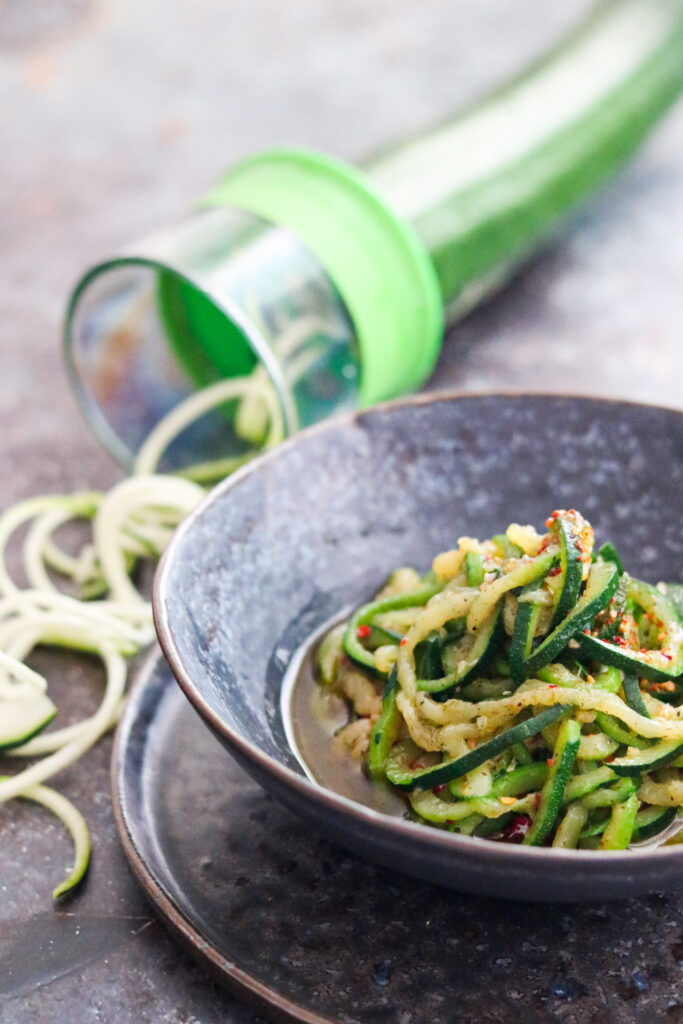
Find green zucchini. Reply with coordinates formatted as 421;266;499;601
418;604;503;698
0;693;57;750
632;805;677;843
549;514;585;627
490;761;549;798
524;717;581;846
344;581;443;675
579;577;683;682
553;804;588;849
464;551;485;587
594;711;648;749
385;704;569;791
609;738;683;777
599;792;639;850
524;560;619;676
467;550;558;633
562;764;616;804
367;668;401;780
370;1;683;318
509;581;545;686
580;778;638;808
622;673;650;718
413;632;443;680
491;534;522;560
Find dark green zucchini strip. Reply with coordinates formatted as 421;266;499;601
344;581;443;675
622;673;650;719
417;605;503;698
561;764;615;804
490;762;549;798
509;581;545;686
594;712;648;749
577;633;681;684
385;704;569;791
580;778;638;808
632;806;677;842
363;624;402;650
523;561;619;677
524;717;581;846
414;633;443;680
609;738;683;778
367;668;401;780
580;577;683;682
549;514;585;627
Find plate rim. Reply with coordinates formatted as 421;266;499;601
111;646;344;1024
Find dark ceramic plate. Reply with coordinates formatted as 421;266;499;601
113;648;683;1024
153;393;683;902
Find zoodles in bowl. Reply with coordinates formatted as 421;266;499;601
315;510;683;851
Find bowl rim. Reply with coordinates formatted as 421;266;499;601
153;389;683;868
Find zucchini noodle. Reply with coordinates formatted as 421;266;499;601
0;373;283;899
315;510;683;851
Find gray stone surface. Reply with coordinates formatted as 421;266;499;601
0;1;682;1022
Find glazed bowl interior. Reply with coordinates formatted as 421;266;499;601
154;393;683;900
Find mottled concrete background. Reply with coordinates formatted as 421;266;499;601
1;1;682;1022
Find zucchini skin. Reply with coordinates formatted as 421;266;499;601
367;668;401;780
524;718;581;846
509;581;544;686
578;633;682;683
370;0;683;316
344;581;443;676
385;704;569;791
622;673;650;719
524;561;619;676
609;739;683;778
632;806;677;843
549;514;584;627
418;605;503;698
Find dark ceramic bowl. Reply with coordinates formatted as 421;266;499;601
154;392;683;901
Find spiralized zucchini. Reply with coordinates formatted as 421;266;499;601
316;510;683;850
0;374;284;897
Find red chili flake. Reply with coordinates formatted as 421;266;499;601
546;758;554;767
534;793;542;809
357;625;372;639
548;684;558;689
500;814;532;844
409;759;424;771
663;652;673;661
576;555;582;562
605;754;615;763
434;784;446;794
400;638;408;647
538;537;550;552
582;629;590;635
548;566;562;577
